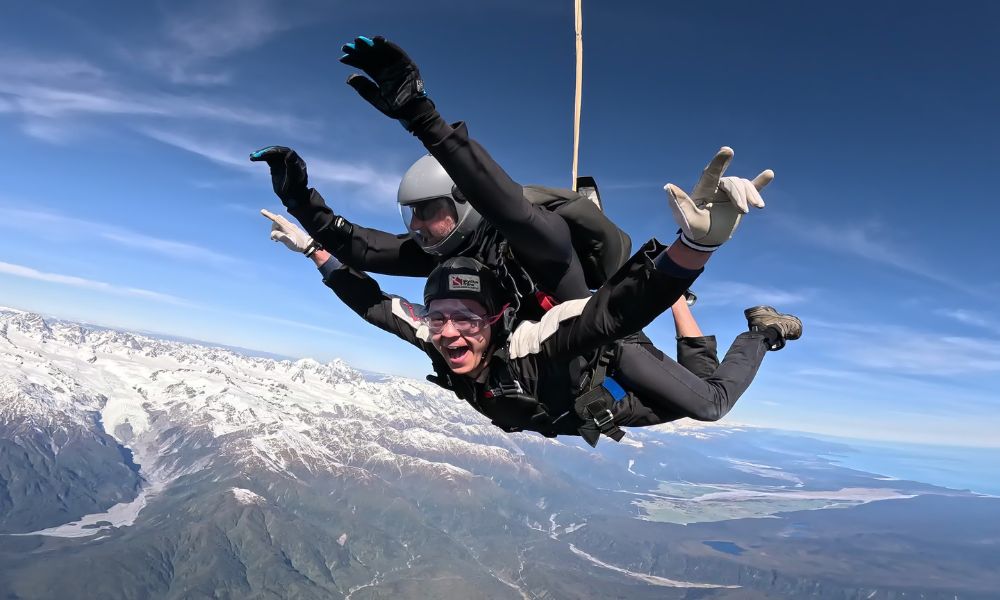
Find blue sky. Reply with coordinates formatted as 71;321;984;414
1;0;998;446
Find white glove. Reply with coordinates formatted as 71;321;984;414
665;147;773;252
260;209;320;256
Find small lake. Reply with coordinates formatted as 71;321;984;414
702;540;745;555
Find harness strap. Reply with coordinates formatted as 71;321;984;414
482;349;560;438
574;343;626;447
575;386;625;447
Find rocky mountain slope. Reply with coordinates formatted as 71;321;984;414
1;307;997;599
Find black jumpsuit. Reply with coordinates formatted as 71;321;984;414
320;240;773;441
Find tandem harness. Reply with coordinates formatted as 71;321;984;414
425;343;627;448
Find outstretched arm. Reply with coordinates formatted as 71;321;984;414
335;222;439;277
338;36;587;300
319;257;431;351
508;239;700;361
251;145;438;277
508;144;773;361
261;209;434;351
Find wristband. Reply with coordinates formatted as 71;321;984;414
303;240;322;257
678;232;719;253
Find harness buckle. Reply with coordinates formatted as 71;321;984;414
498;380;524;395
593;409;615;429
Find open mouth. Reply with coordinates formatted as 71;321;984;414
444;346;470;362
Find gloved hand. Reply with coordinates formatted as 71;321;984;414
250;146;310;209
261;209;321;256
665;147;773;252
338;35;435;131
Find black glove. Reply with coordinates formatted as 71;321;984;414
249;145;310;209
339;36;435;131
249;145;354;252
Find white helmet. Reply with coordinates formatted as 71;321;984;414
397;155;482;256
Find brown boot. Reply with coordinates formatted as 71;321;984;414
744;306;802;350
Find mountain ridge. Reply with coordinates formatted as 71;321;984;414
2;306;998;599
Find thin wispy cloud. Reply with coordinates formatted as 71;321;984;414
0;56;106;81
0;206;240;267
140;128;251;170
780;369;998;426
788;366;991;404
142;128;401;206
3;83;164;119
164;2;287;56
98;231;238;265
934;308;1000;335
222;203;266;217
0;55;309;134
693;281;811;307
308;157;400;203
773;214;984;297
808;318;1000;376
0;260;190;306
1;80;305;131
223;310;367;341
0;260;359;340
136;0;303;86
19;119;80;144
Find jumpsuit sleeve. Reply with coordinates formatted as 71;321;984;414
289;188;440;277
318;256;435;352
335;224;439;277
507;239;701;362
412;117;533;238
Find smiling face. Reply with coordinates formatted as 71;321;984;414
405;197;458;247
427;298;493;376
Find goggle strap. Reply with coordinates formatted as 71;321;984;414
485;303;512;326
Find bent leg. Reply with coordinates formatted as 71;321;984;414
614;332;769;423
668;294;719;378
628;331;721;380
677;335;721;379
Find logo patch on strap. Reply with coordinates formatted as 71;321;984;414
449;274;481;292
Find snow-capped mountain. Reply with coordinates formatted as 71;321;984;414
2;307;996;600
2;306;533;469
0;307;589;598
